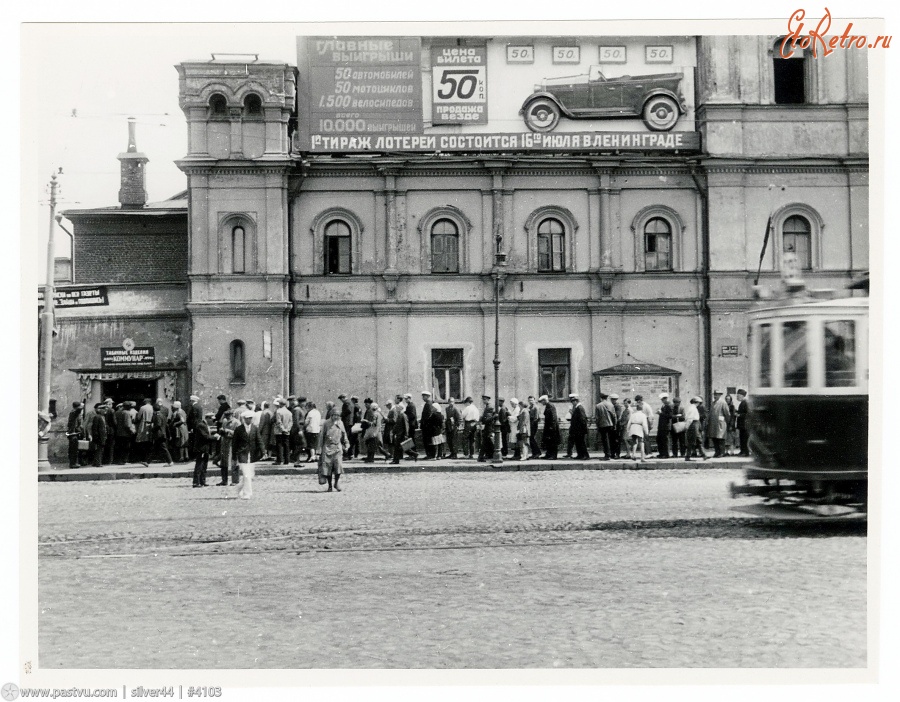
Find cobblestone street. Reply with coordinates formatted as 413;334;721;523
38;469;867;668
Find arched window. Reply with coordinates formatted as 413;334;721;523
243;93;263;119
208;93;228;119
630;205;684;272
324;219;352;275
773;38;807;104
232;226;246;273
782;215;812;270
537;218;566;272
644;217;672;271
430;218;460;273
230;340;245;384
770;203;824;272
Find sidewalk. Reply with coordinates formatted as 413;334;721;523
37;454;751;481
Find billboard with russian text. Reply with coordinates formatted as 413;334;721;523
296;35;699;154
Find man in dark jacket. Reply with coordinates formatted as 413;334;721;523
403;393;418;454
390;402;411;465
568;394;589;460
89;404;108;467
594;393;616;461
338;394;353;458
192;413;218;487
527;396;541;459
497;399;510;457
113;403;135;464
656;393;673;458
736;389;750;456
445;397;461;459
66;402;84;469
478;395;495;462
420;391;436;459
539;395;559;460
186;395;204;458
102;398;116;465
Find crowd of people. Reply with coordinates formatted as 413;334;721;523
63;388;751;496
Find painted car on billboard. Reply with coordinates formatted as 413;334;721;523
519;66;687;133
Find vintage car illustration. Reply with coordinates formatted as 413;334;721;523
519;66;687;133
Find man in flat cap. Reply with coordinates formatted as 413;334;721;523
708;389;728;457
420;391;437;459
66;401;84;469
656;393;673;459
539;395;560;460
684;396;708;461
736;389;750;457
568;393;590;460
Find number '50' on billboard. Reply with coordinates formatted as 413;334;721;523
431;45;488;124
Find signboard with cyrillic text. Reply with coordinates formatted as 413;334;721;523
38;286;108;308
309;130;700;153
431;45;487;124
101;347;155;369
297;36;423;147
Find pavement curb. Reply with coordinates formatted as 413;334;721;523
37;457;750;482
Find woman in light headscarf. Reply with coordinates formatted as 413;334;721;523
508;398;521;459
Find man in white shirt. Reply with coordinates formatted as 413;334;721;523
460;396;480;458
273;398;293;465
683;396;708;462
303;401;322;462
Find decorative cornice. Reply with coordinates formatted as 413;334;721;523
187;301;292;316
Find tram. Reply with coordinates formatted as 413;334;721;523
729;279;869;519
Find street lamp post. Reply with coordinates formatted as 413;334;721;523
492;236;506;464
38;173;59;469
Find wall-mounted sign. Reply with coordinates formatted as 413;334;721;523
38;285;108;308
297;36;424;148
506;45;534;64
101;347;155;369
598;45;627;63
552;45;581;64
721;345;740;357
645;45;674;63
431;45;487;124
309;130;700;153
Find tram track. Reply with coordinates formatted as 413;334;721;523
37;515;866;560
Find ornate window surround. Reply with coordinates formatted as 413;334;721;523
630;204;684;272
218;212;257;274
310;207;364;276
770;202;824;271
524;205;578;273
417;205;472;274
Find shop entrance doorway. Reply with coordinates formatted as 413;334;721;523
101;378;157;406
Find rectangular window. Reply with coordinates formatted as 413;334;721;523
758;324;772;388
326;236;351;274
539;348;571;400
645;234;671;271
432;348;463;402
538;234;565;272
782;320;808;388
825;320;856;387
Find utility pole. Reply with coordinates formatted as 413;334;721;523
38;173;59;469
492;233;506;464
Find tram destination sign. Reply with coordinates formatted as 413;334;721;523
101;347;155;369
297;36;423;149
307;130;700;153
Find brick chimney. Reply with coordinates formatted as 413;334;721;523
117;117;148;208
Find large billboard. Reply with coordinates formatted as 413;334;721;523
297;37;424;139
296;36;700;154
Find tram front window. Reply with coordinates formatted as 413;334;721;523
825;320;856;387
758;324;772;387
782;320;808;387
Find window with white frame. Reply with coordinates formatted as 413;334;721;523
324;219;352;275
539;348;571;400
432;349;464;402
